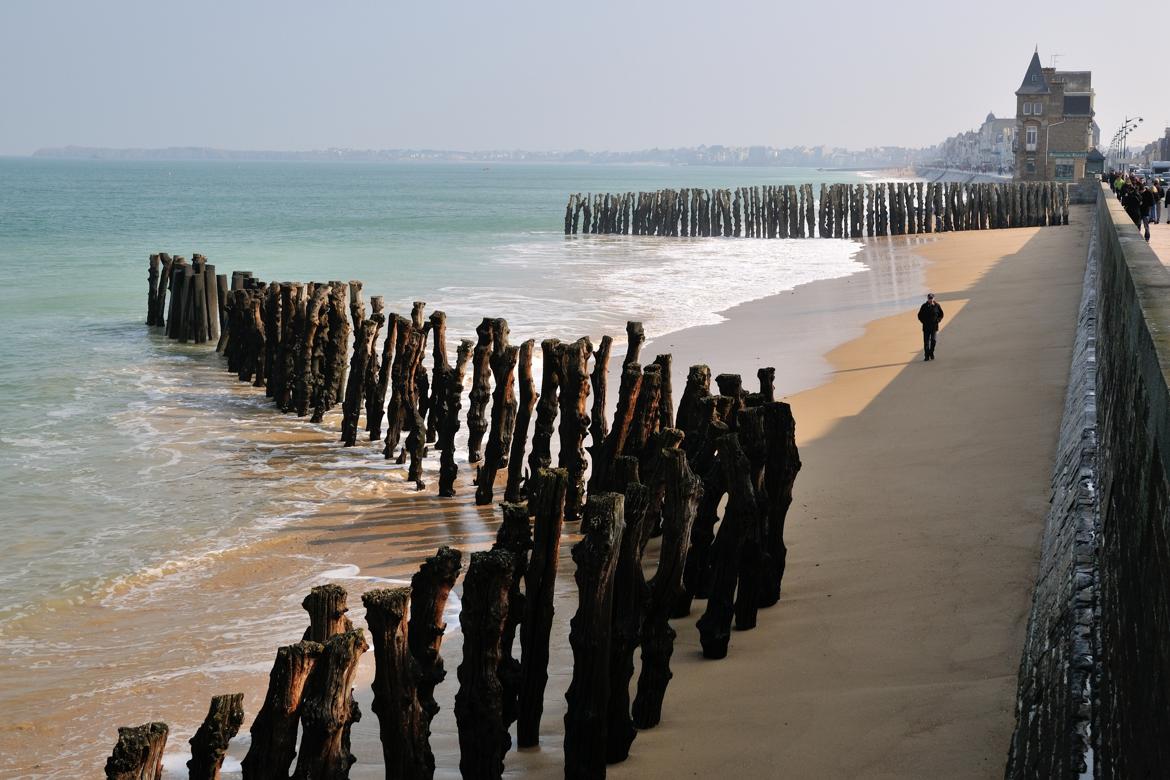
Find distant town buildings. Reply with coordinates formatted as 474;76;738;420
1013;51;1096;182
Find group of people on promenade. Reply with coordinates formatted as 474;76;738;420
1109;170;1165;242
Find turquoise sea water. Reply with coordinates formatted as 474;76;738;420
0;158;873;775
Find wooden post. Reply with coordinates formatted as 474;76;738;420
146;255;160;325
590;363;643;494
455;549;515;780
732;407;767;631
105;722;168;780
696;434;756;659
676;363;712;450
586;335;614;490
341;318;378;446
382;316;415;462
475;326;519;506
527;338;561;478
187;693;244;780
605;482;652;763
362;587;432;780
302;583;354;642
492;503;532;736
291;629;367;780
409;546;463;722
504;339;538;503
367;314;397;441
757;366;776;403
204;263;220;342
622;320;644;369
653;353;674;430
674;406;729;617
518;468;569;747
759;401;802;607
425;310;449;444
563;493;625;780
467;318;495;465
633;448;702;728
557;337;594;521
241;641;322;780
438;339;473;497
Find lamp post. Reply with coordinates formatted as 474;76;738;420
1119;116;1143;170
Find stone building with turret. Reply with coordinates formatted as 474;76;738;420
1014;51;1095;181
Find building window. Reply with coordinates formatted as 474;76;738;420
1034;102;1043;115
1026;159;1036;174
1026;126;1038;151
1023;102;1032;115
1054;163;1074;180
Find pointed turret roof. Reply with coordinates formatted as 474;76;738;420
1016;51;1050;95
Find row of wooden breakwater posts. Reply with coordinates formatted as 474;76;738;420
117;253;803;778
564;179;1072;238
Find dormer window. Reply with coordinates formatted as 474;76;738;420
1031;74;1038;82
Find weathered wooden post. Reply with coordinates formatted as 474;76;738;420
504;339;538;503
527;338;561;478
425;310;449;444
362;587;432;780
518;468;569;747
466;318;495;465
696;434;757;659
437;339;473;497
187;693;244;780
632;448;702;728
492;503;532;736
303;583;355;642
291;629;367;780
105;722;169;780
590;363;643;494
557;337;593;521
341;318;378;446
475;330;518;506
242;641;322;780
605;482;651;763
563;493;625;780
454;549;515;780
409;546;463;724
587;335;614;486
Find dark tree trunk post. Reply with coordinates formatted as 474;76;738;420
292;629;367;780
556;337;594;521
675;364;712;451
564;493;625;780
732;407;767;631
653;353;674;430
504;339;538;503
760;401;802;607
425;310;449;444
466;318;495;465
105;722;168;780
587;335;614;492
757;366;776;402
381;315;411;458
476;332;519;506
146;254;160;325
241;641;322;780
437;340;473;497
302;583;354;642
622;321;645;369
187;693;244;780
312;281;350;423
402;326;430;488
517;468;569;747
696;434;756;659
590;364;643;494
362;587;432;780
455;550;515;780
633;449;702;728
674;405;729;617
367;313;397;441
624;364;662;470
527;338;561;479
408;546;463;722
492;502;532;736
605;483;652;763
340;318;378;446
361;296;386;436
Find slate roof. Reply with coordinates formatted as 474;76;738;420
1016;52;1051;95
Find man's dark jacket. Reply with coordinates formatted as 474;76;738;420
918;300;944;332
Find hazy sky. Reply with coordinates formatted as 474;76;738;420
1;0;1164;156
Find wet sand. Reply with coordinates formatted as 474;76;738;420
0;213;1088;777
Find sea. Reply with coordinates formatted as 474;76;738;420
0;158;883;776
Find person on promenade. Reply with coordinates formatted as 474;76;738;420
1121;181;1144;228
917;293;944;361
1153;179;1164;224
1140;184;1155;241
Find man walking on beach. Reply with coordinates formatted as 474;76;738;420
918;293;944;361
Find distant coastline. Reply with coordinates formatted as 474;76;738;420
29;143;925;168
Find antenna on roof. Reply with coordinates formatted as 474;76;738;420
1050;53;1063;67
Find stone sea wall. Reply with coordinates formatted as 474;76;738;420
1092;186;1170;778
1008;185;1170;778
1005;196;1099;779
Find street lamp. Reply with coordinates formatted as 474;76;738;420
1119;116;1143;169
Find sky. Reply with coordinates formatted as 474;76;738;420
0;0;1164;156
